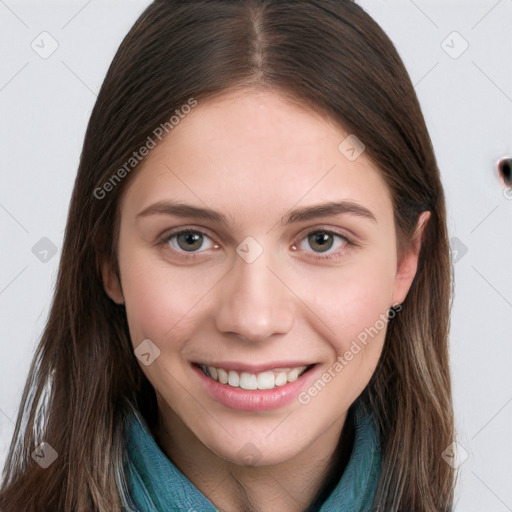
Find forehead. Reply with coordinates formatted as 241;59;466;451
120;89;393;226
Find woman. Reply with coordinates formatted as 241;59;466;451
0;1;455;510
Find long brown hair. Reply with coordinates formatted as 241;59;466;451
0;1;455;510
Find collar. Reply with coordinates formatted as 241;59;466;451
122;401;380;512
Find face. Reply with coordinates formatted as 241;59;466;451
103;89;423;467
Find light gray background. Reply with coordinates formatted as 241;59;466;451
1;1;511;510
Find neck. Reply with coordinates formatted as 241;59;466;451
153;399;354;512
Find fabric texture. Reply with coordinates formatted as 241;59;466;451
122;401;381;512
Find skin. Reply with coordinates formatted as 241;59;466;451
102;89;429;512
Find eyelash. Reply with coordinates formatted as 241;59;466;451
157;226;356;261
294;231;354;261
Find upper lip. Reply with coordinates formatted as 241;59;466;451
193;361;316;373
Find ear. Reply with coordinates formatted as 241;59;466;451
101;260;125;305
391;211;430;305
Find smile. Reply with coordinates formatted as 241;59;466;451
192;361;318;411
197;364;311;390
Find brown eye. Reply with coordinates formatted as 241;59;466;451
294;229;351;259
176;232;204;251
307;231;335;252
166;230;215;253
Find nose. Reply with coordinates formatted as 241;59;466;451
214;249;295;343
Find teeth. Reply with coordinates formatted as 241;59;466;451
275;372;288;386
200;364;309;390
240;372;258;390
257;371;275;390
287;368;301;383
217;368;228;384
228;371;240;387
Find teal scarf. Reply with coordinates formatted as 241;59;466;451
122;403;380;512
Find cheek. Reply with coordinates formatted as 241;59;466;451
296;266;395;413
309;250;396;338
297;249;397;404
119;252;214;347
118;253;215;408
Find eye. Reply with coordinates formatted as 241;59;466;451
165;229;217;253
293;229;351;257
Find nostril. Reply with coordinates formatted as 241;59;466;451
497;156;512;188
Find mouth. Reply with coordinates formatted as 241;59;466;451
193;363;315;390
192;361;319;411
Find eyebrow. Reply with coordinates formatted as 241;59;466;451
136;200;377;225
284;201;376;224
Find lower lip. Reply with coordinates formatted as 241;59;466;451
193;364;319;411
